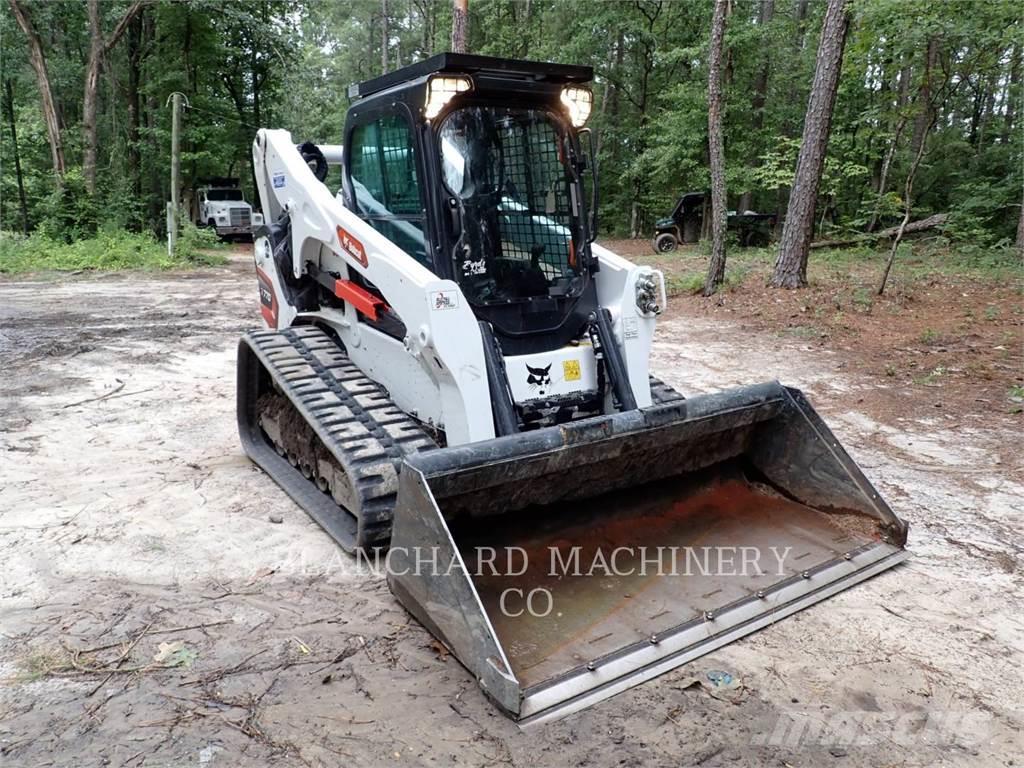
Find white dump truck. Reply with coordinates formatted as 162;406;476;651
195;177;263;238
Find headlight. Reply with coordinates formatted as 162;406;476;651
425;75;471;120
560;86;593;128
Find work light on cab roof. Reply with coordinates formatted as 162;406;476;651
560;85;593;127
425;75;472;119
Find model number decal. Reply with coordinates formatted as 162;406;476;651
255;267;278;327
430;290;458;310
258;283;273;307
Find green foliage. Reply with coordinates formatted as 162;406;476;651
851;287;874;312
33;170;98;242
173;219;225;263
666;272;708;296
0;0;1020;265
666;266;748;296
0;229;225;274
754;138;869;204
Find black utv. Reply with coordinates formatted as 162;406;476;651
652;191;776;252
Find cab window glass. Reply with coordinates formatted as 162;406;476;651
349;114;429;267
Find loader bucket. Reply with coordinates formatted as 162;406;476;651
387;382;908;725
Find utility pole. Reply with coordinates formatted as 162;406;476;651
167;91;185;255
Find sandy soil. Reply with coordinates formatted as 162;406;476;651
1;249;1021;767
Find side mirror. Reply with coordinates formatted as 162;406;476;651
577;128;598;243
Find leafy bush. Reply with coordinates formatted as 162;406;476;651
666;267;749;296
0;228;226;275
173;220;226;264
33;169;98;242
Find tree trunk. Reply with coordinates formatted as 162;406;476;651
771;0;851;289
3;78;30;233
794;0;810;48
704;0;730;296
976;72;998;150
867;45;892;195
126;11;143;217
628;37;655;240
867;60;913;232
251;50;263;128
781;0;810;141
611;30;624;116
1003;43;1020;144
83;0;147;196
82;0;103;196
877;117;934;295
8;0;65;181
910;36;938;158
451;0;468;53
1017;187;1024;258
381;0;389;71
751;0;774;123
738;0;774;214
522;0;531;57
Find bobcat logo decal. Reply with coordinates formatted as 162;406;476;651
526;363;552;395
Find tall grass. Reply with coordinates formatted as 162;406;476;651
0;227;227;275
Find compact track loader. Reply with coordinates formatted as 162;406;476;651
238;53;908;725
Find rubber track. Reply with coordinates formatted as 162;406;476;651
238;325;436;551
238;325;683;550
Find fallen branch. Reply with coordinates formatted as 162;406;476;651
61;379;125;408
180;647;268;685
810;213;947;249
71;619;231;656
86;620;154;697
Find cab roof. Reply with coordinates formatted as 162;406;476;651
348;53;592;100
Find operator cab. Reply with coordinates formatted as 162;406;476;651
342;53;599;354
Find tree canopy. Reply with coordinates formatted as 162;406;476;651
2;0;1021;252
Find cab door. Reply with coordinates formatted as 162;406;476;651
343;107;434;273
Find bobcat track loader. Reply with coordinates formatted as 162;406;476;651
238;53;908;725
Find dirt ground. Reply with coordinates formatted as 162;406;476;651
1;244;1021;767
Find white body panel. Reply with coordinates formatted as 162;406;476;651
506;343;598;402
250;128;666;445
592;243;665;408
253;129;493;445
